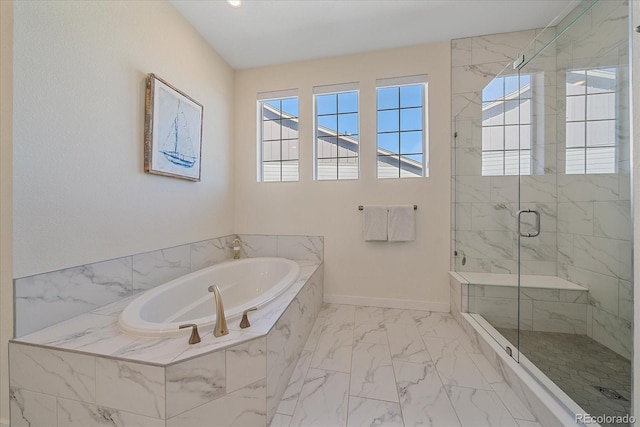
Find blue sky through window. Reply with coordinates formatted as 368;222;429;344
376;83;425;178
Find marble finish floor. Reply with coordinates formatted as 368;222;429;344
271;304;541;427
497;328;631;426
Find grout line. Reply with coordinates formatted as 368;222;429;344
345;304;356;426
386;308;407;427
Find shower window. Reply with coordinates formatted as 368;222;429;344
314;83;359;180
481;75;532;176
376;75;428;178
258;92;299;182
565;68;617;174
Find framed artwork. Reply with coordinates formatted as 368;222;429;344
144;73;203;181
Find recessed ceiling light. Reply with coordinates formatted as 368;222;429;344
227;0;241;8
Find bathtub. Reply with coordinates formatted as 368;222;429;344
119;257;300;337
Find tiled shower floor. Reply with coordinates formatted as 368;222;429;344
497;328;632;426
271;304;541;426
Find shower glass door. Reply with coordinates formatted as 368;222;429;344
516;0;632;417
458;0;632;417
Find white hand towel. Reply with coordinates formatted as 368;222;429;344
388;205;415;242
363;206;388;241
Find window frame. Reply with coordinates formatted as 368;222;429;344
313;83;360;181
375;75;428;179
257;90;299;183
565;68;618;175
481;74;533;177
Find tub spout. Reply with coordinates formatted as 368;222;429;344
232;236;241;260
207;285;229;337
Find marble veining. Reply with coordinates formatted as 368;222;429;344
132;245;191;291
9;387;57;427
272;303;542;427
9;344;96;403
14;234;323;339
190;236;230;271
15;257;133;337
13;260;321;366
165;350;226;418
10;261;324;427
95;358;165;419
349;342;398;402
290;368;350;427
347;396;403;427
57;397;166;427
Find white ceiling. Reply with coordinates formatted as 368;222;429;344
170;0;577;70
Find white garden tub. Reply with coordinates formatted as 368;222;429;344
119;257;300;337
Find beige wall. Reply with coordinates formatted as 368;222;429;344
0;1;13;424
12;1;235;278
234;43;451;310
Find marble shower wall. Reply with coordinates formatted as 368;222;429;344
14;234;324;337
452;0;632;359
552;0;631;358
452;28;559;276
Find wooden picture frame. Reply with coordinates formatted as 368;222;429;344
144;73;203;181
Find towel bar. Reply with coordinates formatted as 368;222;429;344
358;205;417;210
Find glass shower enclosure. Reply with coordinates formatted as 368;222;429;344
453;0;632;421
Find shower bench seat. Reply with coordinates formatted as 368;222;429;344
449;271;589;334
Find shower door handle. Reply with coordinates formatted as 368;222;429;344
516;209;540;238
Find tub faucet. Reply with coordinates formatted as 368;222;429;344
232;236;241;260
207;285;229;337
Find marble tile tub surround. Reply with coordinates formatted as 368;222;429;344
10;262;324;426
14;234;323;337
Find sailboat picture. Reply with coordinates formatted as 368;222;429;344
144;74;203;181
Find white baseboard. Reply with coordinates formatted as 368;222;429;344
323;293;449;313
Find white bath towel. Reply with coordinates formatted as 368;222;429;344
388;205;415;242
363;205;388;241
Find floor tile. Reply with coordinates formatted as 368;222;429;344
355;306;385;324
277;305;540;427
394;360;461;427
277;350;314;416
446;386;519;426
424;336;492;390
350;342;398;402
354;309;388;345
347;396;403;427
414;311;479;353
290;368;350;427
310;325;353;372
383;308;415;325
270;413;291;427
386;321;431;364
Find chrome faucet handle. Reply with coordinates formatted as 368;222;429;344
179;323;201;344
240;307;257;329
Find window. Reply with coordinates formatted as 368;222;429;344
481;75;532;176
565;68;617;174
258;91;299;182
376;75;427;178
314;83;359;180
